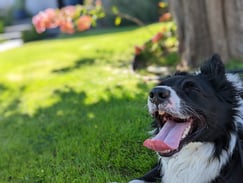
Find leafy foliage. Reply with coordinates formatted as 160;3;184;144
21;26;47;42
32;2;104;34
106;0;161;26
133;22;178;72
132;2;179;73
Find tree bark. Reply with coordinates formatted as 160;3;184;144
169;0;243;69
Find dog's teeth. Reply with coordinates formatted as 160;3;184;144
159;111;165;115
160;149;171;153
182;125;191;139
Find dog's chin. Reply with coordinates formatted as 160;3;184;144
151;110;204;157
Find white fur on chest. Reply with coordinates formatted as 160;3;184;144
160;134;236;183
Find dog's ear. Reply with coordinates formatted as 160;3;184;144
200;54;225;77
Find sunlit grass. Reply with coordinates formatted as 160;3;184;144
0;23;165;182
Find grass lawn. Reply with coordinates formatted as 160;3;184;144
0;23;166;182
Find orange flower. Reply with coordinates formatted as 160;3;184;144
32;8;59;33
44;8;59;28
32;5;103;34
134;45;145;55
151;32;163;43
61;6;76;18
32;12;47;33
76;15;92;32
159;12;172;22
59;19;75;34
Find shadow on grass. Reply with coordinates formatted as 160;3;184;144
0;83;156;182
52;58;96;74
0;84;8;92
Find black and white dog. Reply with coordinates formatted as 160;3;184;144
129;55;243;183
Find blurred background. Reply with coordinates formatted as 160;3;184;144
0;0;242;182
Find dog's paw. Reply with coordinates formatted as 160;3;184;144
128;180;147;183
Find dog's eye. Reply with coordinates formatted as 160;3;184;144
182;81;200;93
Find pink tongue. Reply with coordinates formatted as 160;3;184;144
143;120;191;152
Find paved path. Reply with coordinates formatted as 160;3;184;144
0;19;31;52
0;39;23;52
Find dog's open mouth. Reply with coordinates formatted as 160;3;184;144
143;110;194;156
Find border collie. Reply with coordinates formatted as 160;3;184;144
129;55;243;183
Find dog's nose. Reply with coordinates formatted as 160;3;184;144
149;87;170;104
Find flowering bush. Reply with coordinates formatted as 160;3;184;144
32;1;178;73
32;1;104;34
132;22;178;71
132;2;177;71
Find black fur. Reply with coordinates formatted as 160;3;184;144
130;54;243;183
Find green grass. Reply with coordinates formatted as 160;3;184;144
0;23;165;182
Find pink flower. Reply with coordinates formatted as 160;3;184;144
32;12;47;33
151;32;163;43
76;15;92;32
32;8;58;33
60;6;76;18
159;13;172;22
44;9;59;28
59;19;75;34
32;5;101;34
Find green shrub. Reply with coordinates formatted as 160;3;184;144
132;22;179;72
21;27;47;43
0;20;4;33
0;8;14;26
101;0;161;26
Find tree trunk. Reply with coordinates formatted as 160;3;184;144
169;0;243;69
